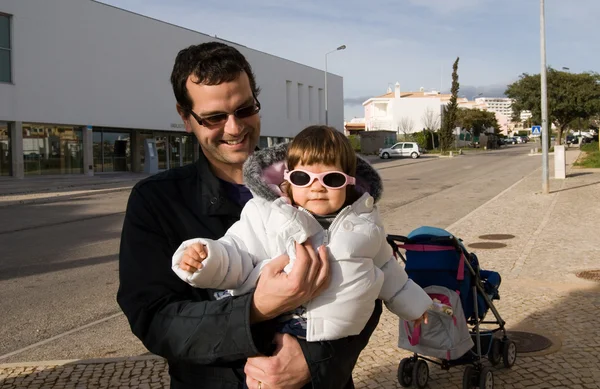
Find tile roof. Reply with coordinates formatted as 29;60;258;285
375;91;453;99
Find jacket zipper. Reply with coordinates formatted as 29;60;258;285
298;205;352;247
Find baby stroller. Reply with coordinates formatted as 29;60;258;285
387;226;517;389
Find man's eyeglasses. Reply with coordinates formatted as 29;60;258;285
189;97;261;127
284;169;356;190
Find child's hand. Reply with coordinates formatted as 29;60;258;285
180;242;208;272
413;312;428;327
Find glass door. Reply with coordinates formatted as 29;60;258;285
169;135;182;169
156;136;168;170
0;122;10;176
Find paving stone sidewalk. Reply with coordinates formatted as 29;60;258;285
353;151;600;389
2;151;599;388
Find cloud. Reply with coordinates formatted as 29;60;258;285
456;85;509;99
99;0;600;116
344;96;371;106
405;0;489;14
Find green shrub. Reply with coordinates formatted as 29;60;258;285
348;135;361;152
580;141;599;153
412;132;427;149
574;150;600;168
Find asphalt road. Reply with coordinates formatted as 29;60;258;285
0;144;543;363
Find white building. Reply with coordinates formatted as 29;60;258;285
520;110;533;121
0;0;343;178
363;83;459;135
474;97;514;118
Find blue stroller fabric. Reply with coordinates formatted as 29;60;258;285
404;226;501;322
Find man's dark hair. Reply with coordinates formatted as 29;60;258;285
170;42;260;116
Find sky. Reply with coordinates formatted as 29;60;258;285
100;0;600;120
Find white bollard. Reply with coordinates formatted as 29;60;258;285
449;151;453;158
554;145;566;179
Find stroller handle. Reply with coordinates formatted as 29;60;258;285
387;234;409;244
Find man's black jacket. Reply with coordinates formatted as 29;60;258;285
117;151;382;389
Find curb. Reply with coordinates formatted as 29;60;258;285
0;355;164;369
374;156;440;171
0;186;134;208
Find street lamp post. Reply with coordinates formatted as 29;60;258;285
540;0;549;194
325;45;346;125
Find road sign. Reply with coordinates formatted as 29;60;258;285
531;125;541;135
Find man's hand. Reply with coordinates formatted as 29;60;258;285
179;242;207;272
244;333;311;389
250;240;330;323
413;312;428;327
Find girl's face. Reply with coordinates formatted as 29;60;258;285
289;162;348;216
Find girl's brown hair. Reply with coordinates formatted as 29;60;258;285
284;125;360;206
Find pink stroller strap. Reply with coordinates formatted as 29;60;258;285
404;321;422;346
402;243;467;282
457;253;465;281
401;244;456;252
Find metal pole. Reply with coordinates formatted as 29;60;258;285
540;0;549;194
325;54;328;125
324;45;346;126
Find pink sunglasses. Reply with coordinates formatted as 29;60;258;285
284;169;356;189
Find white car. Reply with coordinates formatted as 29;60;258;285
379;142;422;159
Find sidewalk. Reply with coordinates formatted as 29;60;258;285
0;173;148;207
2;150;600;388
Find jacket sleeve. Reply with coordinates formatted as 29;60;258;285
117;188;276;365
375;237;432;320
172;199;271;292
299;299;383;389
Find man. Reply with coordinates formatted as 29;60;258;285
117;41;382;389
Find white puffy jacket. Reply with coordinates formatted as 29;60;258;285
172;143;432;342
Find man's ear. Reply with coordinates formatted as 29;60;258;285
176;104;193;133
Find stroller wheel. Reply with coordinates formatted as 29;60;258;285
478;367;494;389
412;360;429;389
502;340;517;368
488;338;502;366
462;365;476;389
397;358;413;387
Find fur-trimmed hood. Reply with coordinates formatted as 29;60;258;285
242;142;383;203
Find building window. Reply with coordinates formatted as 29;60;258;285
0;14;11;83
286;81;292;119
298;83;304;120
259;136;269;149
318;88;324;123
308;86;314;121
22;123;84;175
0;122;10;176
93;128;131;172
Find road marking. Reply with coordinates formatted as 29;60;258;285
0;312;124;361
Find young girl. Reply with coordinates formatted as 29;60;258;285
172;125;432;342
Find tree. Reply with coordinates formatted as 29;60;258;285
421;107;440;148
440;57;460;151
398;117;415;140
505;68;600;145
456;108;500;138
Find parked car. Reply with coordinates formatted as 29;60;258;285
581;135;599;144
379;142;422;159
506;137;518;145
